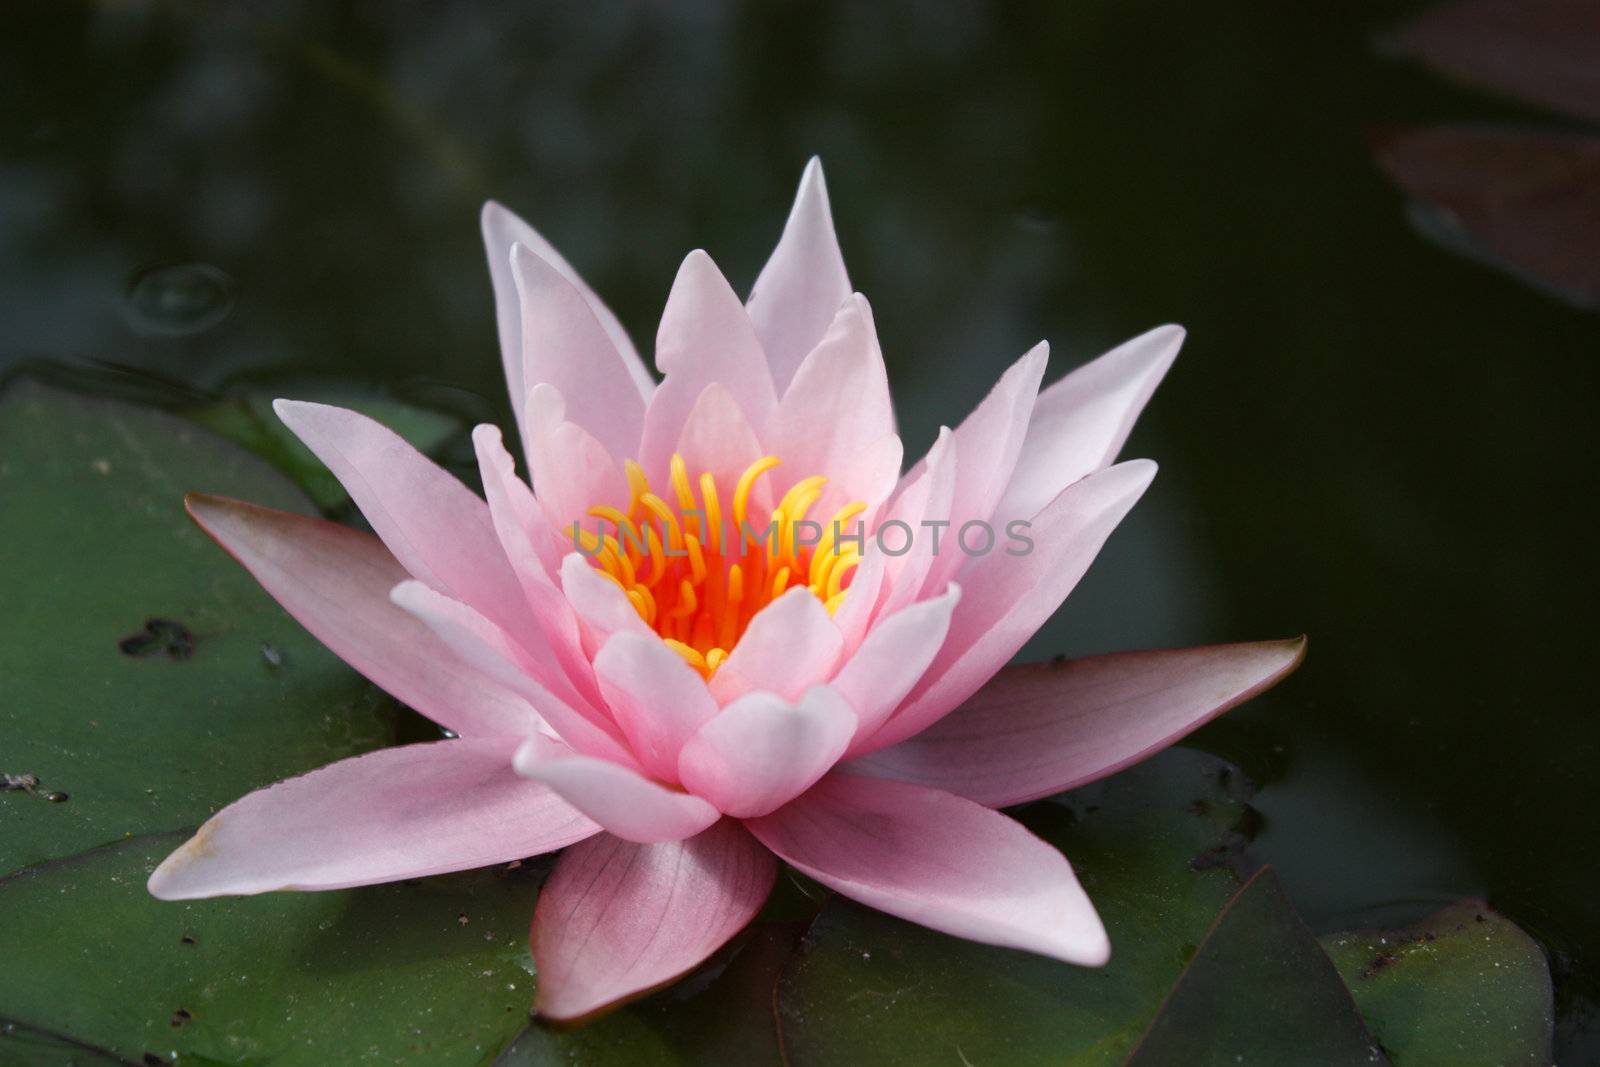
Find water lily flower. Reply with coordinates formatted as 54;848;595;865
148;159;1304;1020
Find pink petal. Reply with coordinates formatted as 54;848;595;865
918;343;1048;600
708;587;844;704
851;638;1307;808
513;742;721;844
764;294;900;513
148;736;597;899
746;773;1108;965
272;399;534;639
593;631;719;782
832;585;961;754
524;383;629;532
746;157;853;394
678;686;857;817
511;243;647;461
471;425;597;708
828;548;886;653
673;383;773;504
868;459;1157;754
531;820;775;1020
997;325;1183;523
559;552;655;656
185;494;534;738
875;426;956;619
639;251;777;474
482;201;652;446
390;580;637;767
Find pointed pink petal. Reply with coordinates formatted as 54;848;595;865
639;251;777;472
472;425;596;709
272;399;534;639
875;426;956;619
524;383;629;532
998;325;1182;522
832;585;961;754
708;587;843;704
678;686;856;817
747;157;853;394
593;631;718;782
672;383;772;501
746;774;1108;965
513;742;720;844
482;201;652;446
828;548;886;653
868;459;1157;754
851;638;1307;808
559;552;654;657
510;243;647;461
185;494;533;738
531;821;775;1020
148;737;597;899
390;580;637;766
917;343;1048;600
764;294;899;512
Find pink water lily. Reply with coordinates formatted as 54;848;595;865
148;159;1304;1020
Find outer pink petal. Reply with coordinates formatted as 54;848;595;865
868;459;1157;754
831;585;961;754
639;251;777;473
148;737;598;899
513;742;721;844
511;243;647;461
850;638;1306;808
271;399;534;638
998;325;1183;522
185;494;533;738
390;580;637;767
678;686;857;818
593;631;719;782
764;294;899;513
707;587;844;704
482;200;652;445
746;773;1108;965
918;343;1048;599
746;157;853;394
531;821;775;1020
524;383;629;532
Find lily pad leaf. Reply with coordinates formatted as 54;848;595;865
0;833;541;1066
0;382;395;878
1125;867;1387;1066
1322;900;1555;1066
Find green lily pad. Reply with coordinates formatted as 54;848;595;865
187;393;462;512
0;832;542;1066
0;382;394;877
775;747;1256;1065
1124;867;1385;1065
1322;900;1555;1066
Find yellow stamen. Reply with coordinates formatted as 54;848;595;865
571;451;864;678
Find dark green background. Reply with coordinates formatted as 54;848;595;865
4;1;1595;1056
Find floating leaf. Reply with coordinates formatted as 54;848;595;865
1323;900;1555;1066
1125;868;1386;1065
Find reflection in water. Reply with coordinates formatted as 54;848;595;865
4;0;1598;1054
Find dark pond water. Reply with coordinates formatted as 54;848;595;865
6;1;1597;1055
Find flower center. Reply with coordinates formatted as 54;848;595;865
572;453;864;679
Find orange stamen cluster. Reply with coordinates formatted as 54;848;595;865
572;454;864;678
